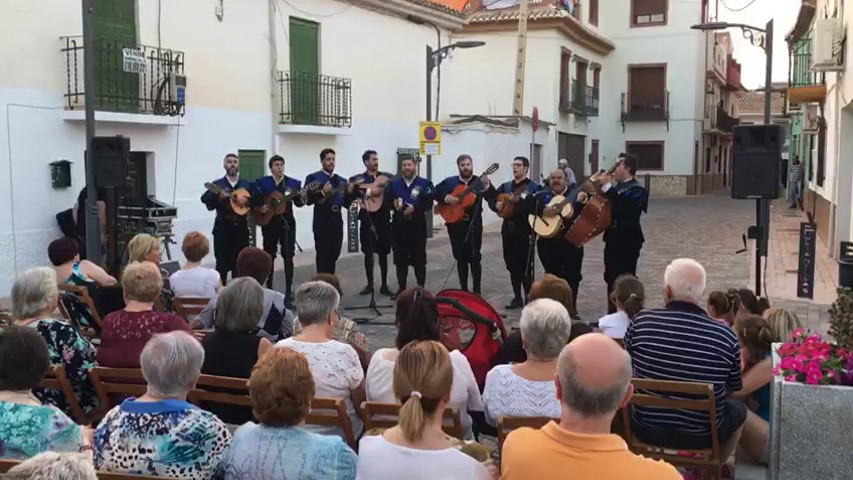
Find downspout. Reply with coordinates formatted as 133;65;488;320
269;0;279;154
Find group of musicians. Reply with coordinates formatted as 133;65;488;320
201;148;648;312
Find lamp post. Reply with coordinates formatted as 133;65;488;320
691;19;774;296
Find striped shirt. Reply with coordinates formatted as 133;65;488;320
791;163;804;183
624;301;742;435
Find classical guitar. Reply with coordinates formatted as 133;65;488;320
435;163;499;224
316;178;364;204
252;180;322;226
204;182;252;217
527;194;576;238
497;184;531;219
356;174;392;213
564;161;620;247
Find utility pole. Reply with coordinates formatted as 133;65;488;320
512;0;529;116
82;0;101;264
755;18;774;297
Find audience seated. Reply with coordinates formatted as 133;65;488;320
97;262;190;368
764;308;804;342
597;274;645;338
128;234;174;312
734;288;770;316
0;326;87;459
501;334;681;480
170;231;222;298
365;287;483;440
732;314;774;463
198;247;293;341
482;299;569;427
214;348;357;480
201;277;273;424
6;452;96;480
276;281;365;437
293;273;372;369
357;341;495;480
48;237;117;288
94;331;231;478
11;267;98;415
707;290;742;326
625;258;746;461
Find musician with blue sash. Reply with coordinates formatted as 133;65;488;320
201;153;253;285
254;155;303;303
387;155;434;298
485;156;540;309
304;148;355;275
535;169;584;312
434;154;490;295
350;150;394;296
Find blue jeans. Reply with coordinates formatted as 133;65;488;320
790;180;802;207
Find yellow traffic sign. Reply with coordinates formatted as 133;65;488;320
419;121;442;143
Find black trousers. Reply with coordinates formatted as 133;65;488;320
213;219;250;285
262;215;296;295
393;215;427;290
604;239;643;313
314;209;343;275
447;221;483;292
359;211;392;287
538;236;584;309
502;222;534;300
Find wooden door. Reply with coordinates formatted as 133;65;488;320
94;0;138;112
590;139;600;174
289;17;320;125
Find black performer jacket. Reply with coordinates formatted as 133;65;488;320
201;176;253;235
485;178;541;236
253;174;304;225
435;175;487;230
603;179;649;246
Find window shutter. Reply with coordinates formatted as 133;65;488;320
559;50;571;110
589;0;599;25
627;143;664;170
238;150;267;183
630;67;665;108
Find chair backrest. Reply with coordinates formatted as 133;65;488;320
38;364;88;424
621;379;721;466
306;397;357;449
0;458;173;478
360;401;465;439
187;373;252;407
58;284;102;334
497;416;556;454
89;367;148;412
173;297;210;322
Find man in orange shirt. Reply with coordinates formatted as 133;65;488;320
501;333;681;480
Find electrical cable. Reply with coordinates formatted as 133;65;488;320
279;0;351;18
720;0;758;12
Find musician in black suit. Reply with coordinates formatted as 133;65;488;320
535;168;584;311
350;150;393;296
304;148;355;275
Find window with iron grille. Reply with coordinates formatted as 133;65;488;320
626;141;665;171
817;123;826;187
629;65;666;112
632;0;667;26
559;49;572;112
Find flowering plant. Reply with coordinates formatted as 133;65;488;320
773;328;853;386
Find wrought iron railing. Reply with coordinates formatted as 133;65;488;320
61;36;185;116
790;36;821;88
621;91;670;131
278;71;352;127
716;106;739;133
570;79;585;115
585;86;599;117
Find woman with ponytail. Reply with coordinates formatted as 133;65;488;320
365;287;483;439
597;274;644;339
357;341;494;480
732;314;775;463
707;290;741;326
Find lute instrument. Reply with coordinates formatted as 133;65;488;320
497;184;530;219
435;163;499;224
252;180;322;226
355;174;392;213
204;182;252;217
527;193;576;238
564;161;620;247
316;178;364;204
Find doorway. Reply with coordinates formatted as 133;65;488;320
590;140;600;175
558;132;585;181
530;144;543;183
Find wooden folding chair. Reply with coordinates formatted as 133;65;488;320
621;379;724;480
37;364;89;424
187;373;253;407
173;297;210;323
307;397;357;449
58;284;102;338
359;401;465;439
89;367;148;417
497;416;556;453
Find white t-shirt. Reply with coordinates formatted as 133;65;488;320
481;364;560;427
356;434;490;480
169;267;220;298
275;338;364;436
365;348;483;439
598;310;630;339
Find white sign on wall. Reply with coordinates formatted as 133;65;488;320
803;105;820;134
122;48;146;73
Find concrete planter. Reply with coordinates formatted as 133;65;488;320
768;377;853;480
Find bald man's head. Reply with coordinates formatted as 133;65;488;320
557;333;633;417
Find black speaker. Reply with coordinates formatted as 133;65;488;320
91;136;130;189
731;125;782;199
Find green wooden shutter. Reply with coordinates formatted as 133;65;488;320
93;0;138;113
289;17;320;125
238;150;266;183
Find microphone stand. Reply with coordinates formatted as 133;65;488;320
440;179;485;293
523;192;547;304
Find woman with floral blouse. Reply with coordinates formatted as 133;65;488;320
11;267;98;416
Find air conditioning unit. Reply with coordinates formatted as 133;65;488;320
812;17;844;72
169;74;187;105
703;118;713;130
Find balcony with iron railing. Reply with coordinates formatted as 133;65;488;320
788;35;827;104
277;71;352;128
585;85;599;117
60;36;185;117
620;91;670;131
570;79;585;115
717;106;739;133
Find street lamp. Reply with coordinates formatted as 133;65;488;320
692;19;775;297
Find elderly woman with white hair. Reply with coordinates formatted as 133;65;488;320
94;331;231;478
11;267;98;415
482;298;570;427
6;452;97;480
276;281;366;437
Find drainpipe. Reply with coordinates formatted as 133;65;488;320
268;0;279;154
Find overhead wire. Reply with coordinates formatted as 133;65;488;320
720;0;759;12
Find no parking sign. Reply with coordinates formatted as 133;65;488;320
419;121;442;156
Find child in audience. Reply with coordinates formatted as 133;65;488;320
707;290;741;326
597;274;644;339
732;315;774;463
763;308;803;342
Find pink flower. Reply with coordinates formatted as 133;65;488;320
785;374;799;382
792;327;806;339
780;357;796;370
772;366;781;376
807;369;824;385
